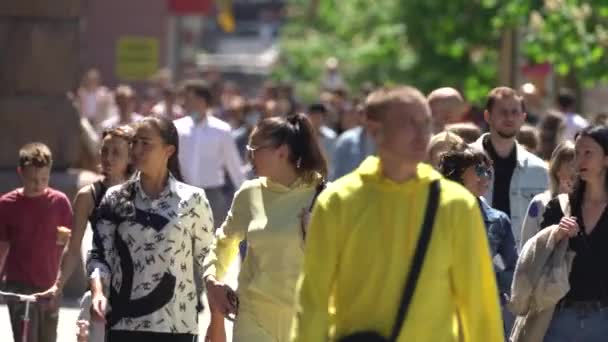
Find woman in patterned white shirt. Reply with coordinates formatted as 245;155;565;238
87;116;215;342
204;113;328;342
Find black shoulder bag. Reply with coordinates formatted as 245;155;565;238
339;180;440;342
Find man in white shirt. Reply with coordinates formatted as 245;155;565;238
557;88;588;140
174;80;245;227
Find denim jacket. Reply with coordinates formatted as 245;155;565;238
479;197;518;299
472;134;549;249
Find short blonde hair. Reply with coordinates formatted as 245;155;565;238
19;142;52;168
445;122;482;143
364;86;428;121
429;131;464;155
428;132;465;168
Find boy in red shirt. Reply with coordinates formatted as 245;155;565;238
0;142;72;342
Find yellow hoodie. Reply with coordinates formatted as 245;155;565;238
291;157;503;342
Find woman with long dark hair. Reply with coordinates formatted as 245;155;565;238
539;125;608;340
86;116;214;342
204;113;328;341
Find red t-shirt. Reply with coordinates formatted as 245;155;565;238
0;188;72;288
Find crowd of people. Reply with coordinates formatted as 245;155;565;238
0;64;606;342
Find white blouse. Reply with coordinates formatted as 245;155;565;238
87;173;214;335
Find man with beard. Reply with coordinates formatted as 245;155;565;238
471;87;548;248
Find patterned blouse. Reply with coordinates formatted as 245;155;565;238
87;172;214;335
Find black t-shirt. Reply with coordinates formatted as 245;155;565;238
483;136;517;217
541;197;608;301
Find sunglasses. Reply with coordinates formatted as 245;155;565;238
245;143;275;160
474;164;493;179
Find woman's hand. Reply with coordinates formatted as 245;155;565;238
555;216;580;241
205;276;238;317
90;291;108;323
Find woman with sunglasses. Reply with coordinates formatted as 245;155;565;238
204;113;328;342
439;145;518;338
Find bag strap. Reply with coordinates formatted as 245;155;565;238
390;179;440;341
90;180;108;208
308;180;327;212
301;180;328;241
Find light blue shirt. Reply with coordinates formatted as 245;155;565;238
332;126;375;180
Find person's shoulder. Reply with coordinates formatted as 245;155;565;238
519;145;548;170
173;116;193;130
47;188;70;202
235;178;264;194
320;126;337;139
484;200;510;222
573;114;589;126
544;196;562;210
101;183;125;202
315;171;365;208
172;181;209;204
526;191;551;220
208;115;232;132
337;126;362;141
335;127;363;147
531;191;552;206
73;183;98;206
469;133;488;152
437;178;480;211
0;189;20;204
543;196;564;219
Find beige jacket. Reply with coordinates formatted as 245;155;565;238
508;195;576;342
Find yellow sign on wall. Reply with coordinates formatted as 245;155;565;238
116;36;159;81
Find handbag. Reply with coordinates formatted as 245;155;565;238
339;180;440;342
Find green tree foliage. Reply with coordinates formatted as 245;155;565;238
274;0;608;103
273;0;415;101
522;0;608;86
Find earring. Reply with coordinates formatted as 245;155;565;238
296;157;302;169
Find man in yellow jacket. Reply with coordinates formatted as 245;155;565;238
291;86;503;342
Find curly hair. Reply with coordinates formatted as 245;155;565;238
438;145;492;183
